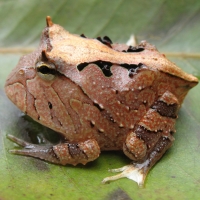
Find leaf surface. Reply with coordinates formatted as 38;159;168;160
0;1;200;199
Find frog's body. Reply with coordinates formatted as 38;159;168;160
5;16;198;186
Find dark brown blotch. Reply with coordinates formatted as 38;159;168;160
151;101;178;118
135;125;161;149
145;137;172;169
68;143;81;157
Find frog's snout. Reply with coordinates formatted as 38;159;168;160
5;80;27;113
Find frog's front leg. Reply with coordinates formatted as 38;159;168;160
103;91;179;186
7;134;100;165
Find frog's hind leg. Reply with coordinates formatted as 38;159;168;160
102;136;173;187
103;91;178;186
7;134;100;165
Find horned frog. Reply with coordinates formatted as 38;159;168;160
5;16;198;186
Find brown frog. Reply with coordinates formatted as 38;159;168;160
5;16;198;186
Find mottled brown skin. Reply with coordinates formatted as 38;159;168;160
5;16;198;185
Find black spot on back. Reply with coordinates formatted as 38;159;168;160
77;61;146;78
77;60;113;77
127;46;144;52
77;62;88;71
48;102;53;109
121;63;145;78
96;36;113;48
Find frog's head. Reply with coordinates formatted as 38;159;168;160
4;16;106;115
4;17;62;112
4;17;74;131
5;48;38;114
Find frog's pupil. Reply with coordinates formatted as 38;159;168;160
38;65;56;75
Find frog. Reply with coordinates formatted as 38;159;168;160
5;16;198;186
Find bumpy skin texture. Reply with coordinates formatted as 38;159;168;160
5;16;198;186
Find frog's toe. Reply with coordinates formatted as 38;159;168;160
7;134;32;147
7;134;57;162
102;162;149;187
9;145;52;158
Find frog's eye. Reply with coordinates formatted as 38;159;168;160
36;61;57;81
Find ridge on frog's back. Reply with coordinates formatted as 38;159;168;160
5;16;198;186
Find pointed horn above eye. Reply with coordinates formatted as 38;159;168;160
46;16;54;27
41;50;48;61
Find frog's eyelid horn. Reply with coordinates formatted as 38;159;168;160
46;16;54;27
41;50;48;62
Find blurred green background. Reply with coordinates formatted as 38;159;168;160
0;0;200;199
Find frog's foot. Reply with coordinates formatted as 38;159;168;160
7;134;61;164
103;134;174;186
102;161;149;187
7;134;100;165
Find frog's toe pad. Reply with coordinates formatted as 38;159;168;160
102;164;145;187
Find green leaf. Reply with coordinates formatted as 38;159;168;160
0;0;200;199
